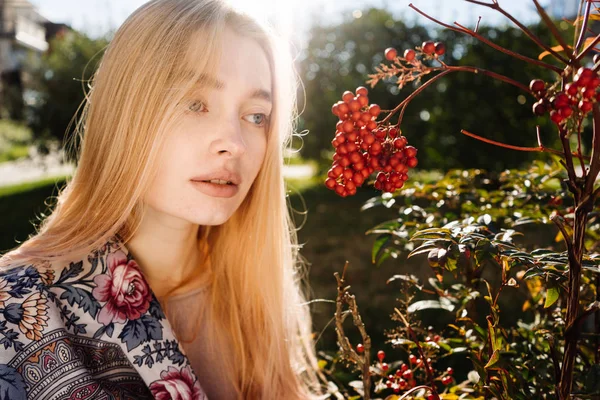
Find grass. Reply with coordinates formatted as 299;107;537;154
0;144;30;163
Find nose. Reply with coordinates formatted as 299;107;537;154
209;118;247;158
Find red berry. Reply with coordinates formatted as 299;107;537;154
442;376;453;386
552;93;569;108
532;100;546;116
368;104;381;117
559;107;573;118
338;102;349;114
402;369;413;380
401;363;409;372
529;79;545;92
434;42;445;56
422;41;435;54
357;95;369;108
349;99;361;112
386;380;393;388
407;157;418;168
409;354;417;364
356;86;368;96
353;173;365;185
446;367;454;375
377;350;385;362
404;146;417;157
385;47;398;61
398;379;407;389
588;77;600;90
578;67;594;78
428;395;440;400
342;91;354;103
356;343;364;353
550;110;564;124
381;363;389;371
580;99;593;113
325;178;336;189
404;49;416;61
342;120;354;133
582;87;596;99
565;82;578;96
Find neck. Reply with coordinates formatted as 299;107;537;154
125;207;208;299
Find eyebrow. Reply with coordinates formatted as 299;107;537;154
196;73;272;103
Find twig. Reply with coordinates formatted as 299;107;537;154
532;0;576;66
381;70;452;124
394;308;438;395
408;3;563;73
461;129;572;156
574;0;593;54
463;0;570;64
334;261;373;399
577;33;600;61
550;213;574;253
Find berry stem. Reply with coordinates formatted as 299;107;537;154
380;70;453;124
448;63;532;92
576;33;600;61
334;261;373;399
408;3;563;73
574;0;593;55
393;308;438;395
464;0;570;65
575;117;586;179
531;0;577;66
461;129;579;158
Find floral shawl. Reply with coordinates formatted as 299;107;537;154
0;235;208;400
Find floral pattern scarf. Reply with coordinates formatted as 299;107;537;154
0;235;208;400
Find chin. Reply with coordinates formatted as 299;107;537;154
188;210;234;226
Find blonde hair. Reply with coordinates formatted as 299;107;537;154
0;0;324;398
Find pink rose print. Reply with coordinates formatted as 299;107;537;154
149;366;204;400
92;250;152;325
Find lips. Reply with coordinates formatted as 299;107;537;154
190;170;242;186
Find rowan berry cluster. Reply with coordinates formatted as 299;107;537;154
354;345;453;398
384;40;446;63
531;59;600;126
326;86;418;196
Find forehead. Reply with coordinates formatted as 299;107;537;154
186;27;272;94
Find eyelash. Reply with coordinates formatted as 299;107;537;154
187;100;270;127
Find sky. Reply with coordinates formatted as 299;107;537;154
28;0;554;42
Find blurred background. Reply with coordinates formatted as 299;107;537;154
0;0;590;354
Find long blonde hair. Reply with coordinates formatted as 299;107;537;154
0;0;324;398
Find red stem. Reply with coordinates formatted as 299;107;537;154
463;0;570;64
380;70;452;124
408;3;563;73
461;129;590;160
576;33;600;61
574;0;593;54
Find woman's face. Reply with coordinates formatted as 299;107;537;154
143;27;271;227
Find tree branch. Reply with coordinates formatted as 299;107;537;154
408;3;563;73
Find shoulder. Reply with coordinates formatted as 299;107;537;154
0;236;133;357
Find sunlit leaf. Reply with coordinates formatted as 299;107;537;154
544;286;560;308
538;44;572;60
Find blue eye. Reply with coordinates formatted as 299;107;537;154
244;113;269;127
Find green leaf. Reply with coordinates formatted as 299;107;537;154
371;234;391;265
484;350;501;369
407;299;455;313
386;274;422;290
411;228;454;241
544;286;560;308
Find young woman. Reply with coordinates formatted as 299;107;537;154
0;0;325;398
